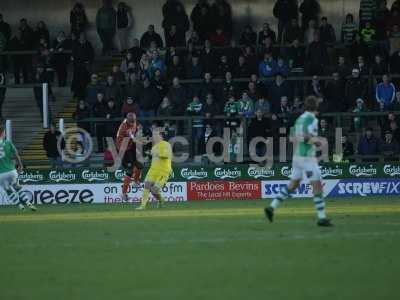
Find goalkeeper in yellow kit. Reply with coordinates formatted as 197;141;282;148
136;127;172;210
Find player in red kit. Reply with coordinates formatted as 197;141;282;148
116;112;144;201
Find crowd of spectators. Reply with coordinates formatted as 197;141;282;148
1;0;400;160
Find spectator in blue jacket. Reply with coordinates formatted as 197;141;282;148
376;74;396;109
149;50;166;78
258;52;277;78
357;128;381;155
275;58;290;77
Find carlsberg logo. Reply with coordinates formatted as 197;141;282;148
180;168;208;179
349;165;377;177
320;165;343;178
281;166;292;177
49;171;76;182
214;168;241;179
82;170;109;182
248;167;275;179
383;164;400;177
114;169;126;181
19;171;44;183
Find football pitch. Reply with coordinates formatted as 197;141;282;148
0;197;399;300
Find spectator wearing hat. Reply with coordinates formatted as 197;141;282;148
376;74;396;109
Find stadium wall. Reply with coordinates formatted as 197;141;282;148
0;163;399;205
1;0;393;53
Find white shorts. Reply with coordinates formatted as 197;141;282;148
290;157;322;182
0;170;18;189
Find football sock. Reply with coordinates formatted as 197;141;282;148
122;175;131;195
155;192;165;203
141;189;150;208
313;193;327;219
270;186;290;209
132;166;141;183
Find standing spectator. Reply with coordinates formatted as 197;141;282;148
258;52;277;78
93;92;107;152
239;25;257;47
357;128;381;156
381;130;400;159
140;25;163;48
283;18;303;44
258;23;277;45
96;0;117;55
334;55;351;79
116;2;133;52
359;0;376;28
191;1;212;41
33;21;50;47
71;35;94;99
254;97;271;115
157;96;173;117
43;123;61;168
371;54;388;77
352;98;368;131
162;1;189;47
376;74;396;109
275;58;290;77
214;0;233;39
70;2;88;36
209;28;230;47
273;0;298;43
125;73;142;100
0;70;6;120
149;50;166;78
52;31;71;87
85;75;104;108
121;96;139;117
360;21;376;44
319;17;336;44
345;69;367;111
340;135;355;161
73;100;91;133
128;38;144;64
325;72;346;112
18;19;34;49
185;56;203;79
303;19;318;45
299;0;320;29
138;77;160;119
9;30;31;84
0;13;11;44
104;75;124;106
186;95;204;155
341;13;358;44
104;99;120;137
305;33;328;75
238;91;255;118
33;66;53;121
268;74;292;109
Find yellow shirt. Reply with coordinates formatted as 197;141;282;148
150;140;172;174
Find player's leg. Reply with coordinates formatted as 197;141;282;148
150;174;169;208
121;149;135;201
11;170;36;211
132;160;143;185
307;161;332;227
136;180;154;210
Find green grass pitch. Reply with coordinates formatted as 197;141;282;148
0;197;399;300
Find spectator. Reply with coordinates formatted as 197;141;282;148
304;19;318;44
299;0;320;29
96;0;117;55
392;91;400;110
273;95;292;115
110;65;125;83
352;98;368;131
239;25;257;46
149;50;166;78
125;73;142;100
152;69;168;99
120;52;134;73
250;74;267;97
223;94;240;129
258;52;277;78
319;118;333;149
73;100;91;133
199;72;217;100
234;55;251;78
167;55;185;80
52;31;71;87
43;123;62;168
214;0;233;39
71;34;94;98
273;0;298;43
325;72;346;112
345;69;367;110
202;123;220;155
191;1;212;41
93;92;107;152
319;17;336;44
334;55;351;79
157;96;173;117
200;40;216;73
9;30;32;84
254;96;271;115
121;96;139;117
341;135;355;160
209;28;230;47
247;81;259;101
185;56;203;79
162;1;189;47
283;18;303;44
203;93;220;118
167;77;187;116
306;33;328;75
220;72;236;101
387;8;400;30
349;34;368;63
216;55;230;79
128;38;144;64
140;25;163;48
258;22;277;45
376;74;396;109
104;99;120;136
85;74;104;108
238;91;254;118
359;0;376;27
243;46;258;74
308;75;324;98
104;75;124;106
33;21;50;47
186;95;204;155
70;2;88;36
371;54;388;77
360;21;376;44
18;18;34;49
392;0;400;12
357;128;381;156
275;58;290;77
390;48;400;73
0;13;11;45
381;130;400;159
341;13;358;44
389;120;400;142
138;77;159;119
0;70;5;120
268;74;292;109
33;65;53;120
375;0;391;40
248;109;270;158
116;2;133;52
288;38;306;69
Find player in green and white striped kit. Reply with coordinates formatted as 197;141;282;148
264;96;332;227
0;126;36;211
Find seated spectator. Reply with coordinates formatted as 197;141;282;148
243;46;258;73
139;77;159;118
203;93;220;118
358;128;381;156
110;65;125;82
202;123;221;155
341;135;355;160
258;22;276;45
186;95;204;155
209;28;230;47
149;50;166;78
392;91;400;110
352;98;368;131
120;52;135;73
201;40;216;73
185;56;203;79
125;72;142;99
308;75;324;98
258;52;277;78
376;74;396;109
121;95;138;116
292;97;304;116
128;38;144;63
216;55;230;78
341;13;357;44
157;96;173;117
247;81;259;101
268;74;292;108
254;97;270;115
275;58;290;77
140;24;163;48
199;72;217;100
152;69;168;99
345;69;367;111
223;94;240;128
319;118;333;148
273;95;292;116
360;21;376;44
104;75;124;106
221;71;237;101
43;123;62;168
354;55;369;77
248;109;270;158
167;77;187;116
93;93;107;152
259;36;275;57
389;120;400;142
287;39;306;69
139;53;151;77
319;17;336;44
371;54;388;77
283;18;302;44
305;32;328;75
334;55;351;79
239;25;257;46
167;55;185;80
238;91;254;118
105;99;120;136
74;100;91;133
381;131;400;159
325;72;346;112
234;55;251;78
349;34;368;63
250;74;267;97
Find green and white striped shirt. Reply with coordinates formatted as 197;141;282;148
292;111;318;158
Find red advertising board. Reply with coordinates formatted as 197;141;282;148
188;180;261;200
